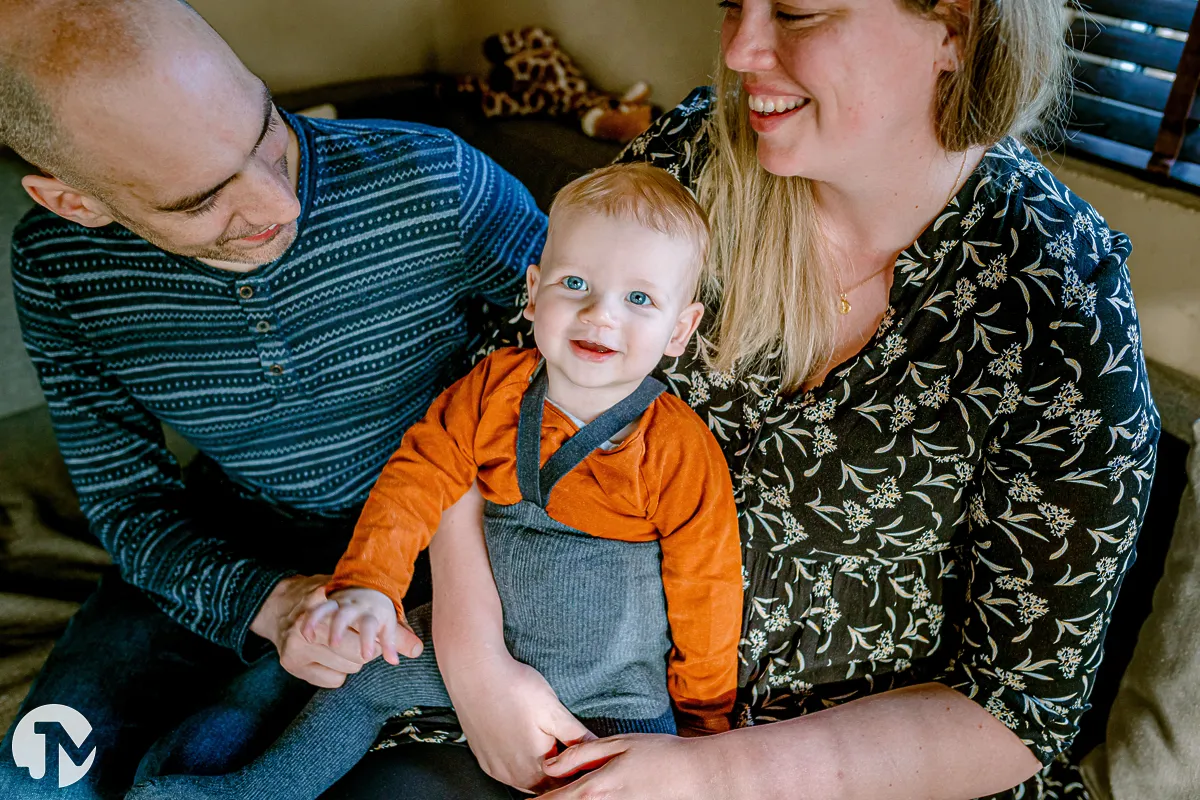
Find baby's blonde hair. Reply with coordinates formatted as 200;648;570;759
548;163;710;298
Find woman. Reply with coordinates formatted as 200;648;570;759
371;1;1159;798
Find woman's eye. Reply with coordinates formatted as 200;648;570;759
627;291;652;307
718;0;742;9
563;276;587;291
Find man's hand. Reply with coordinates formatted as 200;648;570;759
300;586;423;665
250;574;371;688
442;650;596;793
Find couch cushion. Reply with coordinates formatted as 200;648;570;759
1081;418;1200;799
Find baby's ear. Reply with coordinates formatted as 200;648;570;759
664;302;704;358
522;264;541;322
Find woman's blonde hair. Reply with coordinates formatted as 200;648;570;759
696;0;1069;392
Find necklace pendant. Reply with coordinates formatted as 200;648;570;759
839;294;851;315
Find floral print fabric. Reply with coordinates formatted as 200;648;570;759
612;88;1159;799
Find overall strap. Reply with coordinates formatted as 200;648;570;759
514;361;666;507
515;363;550;505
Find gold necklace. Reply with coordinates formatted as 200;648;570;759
833;150;969;315
834;261;891;315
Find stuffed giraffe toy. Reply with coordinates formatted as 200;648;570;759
455;26;655;143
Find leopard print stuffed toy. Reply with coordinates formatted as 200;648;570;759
455;27;654;143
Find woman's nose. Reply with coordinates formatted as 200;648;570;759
723;5;778;73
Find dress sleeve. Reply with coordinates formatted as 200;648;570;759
613;87;713;191
945;231;1160;765
12;241;293;660
648;401;743;732
329;350;511;609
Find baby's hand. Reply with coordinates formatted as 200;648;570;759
300;587;423;665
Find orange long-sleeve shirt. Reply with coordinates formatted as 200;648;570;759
331;346;741;731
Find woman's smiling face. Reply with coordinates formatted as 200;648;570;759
719;0;960;179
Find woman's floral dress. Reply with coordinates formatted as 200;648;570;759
612;89;1159;800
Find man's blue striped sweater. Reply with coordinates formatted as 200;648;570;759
11;112;546;655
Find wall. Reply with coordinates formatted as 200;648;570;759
433;0;724;109
1048;158;1200;382
189;0;723;108
0;153;39;418
188;0;442;93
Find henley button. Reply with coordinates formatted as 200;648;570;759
238;285;254;299
255;321;271;334
269;364;284;376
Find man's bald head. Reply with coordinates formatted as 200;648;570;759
1;0;303;267
0;0;218;193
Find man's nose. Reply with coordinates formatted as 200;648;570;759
723;4;778;73
241;161;301;227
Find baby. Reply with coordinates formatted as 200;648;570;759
136;162;742;799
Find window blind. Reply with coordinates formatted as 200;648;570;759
1066;0;1200;187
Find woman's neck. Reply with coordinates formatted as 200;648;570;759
814;141;987;271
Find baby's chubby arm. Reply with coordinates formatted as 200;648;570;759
317;352;520;660
432;483;595;792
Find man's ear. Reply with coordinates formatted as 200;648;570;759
522;264;541;322
21;174;115;228
664;301;705;358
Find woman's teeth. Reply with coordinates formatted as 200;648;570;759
747;95;805;115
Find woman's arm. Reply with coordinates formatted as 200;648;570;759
429;484;594;792
541;682;1039;799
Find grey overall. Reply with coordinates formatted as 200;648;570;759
129;365;677;800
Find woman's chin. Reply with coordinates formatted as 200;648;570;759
754;144;812;179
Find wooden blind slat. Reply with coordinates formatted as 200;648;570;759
1068;19;1187;72
1077;0;1198;32
1173;160;1200;181
1067;131;1155;169
1071;94;1165;150
1073;59;1172;111
1180;127;1200;163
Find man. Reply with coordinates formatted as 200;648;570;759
0;0;542;796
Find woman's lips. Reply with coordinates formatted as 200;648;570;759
747;100;809;133
570;340;618;362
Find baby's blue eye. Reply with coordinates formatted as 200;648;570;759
563;276;587;291
627;291;652;306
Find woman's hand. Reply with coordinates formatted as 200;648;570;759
538;733;731;799
443;650;596;793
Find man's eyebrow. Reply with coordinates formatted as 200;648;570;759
155;88;276;213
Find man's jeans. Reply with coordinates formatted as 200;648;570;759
0;453;515;799
0;572;313;798
0;570;513;800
